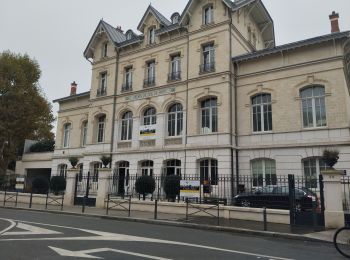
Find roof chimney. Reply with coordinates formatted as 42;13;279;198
70;81;77;96
116;26;124;33
329;11;340;33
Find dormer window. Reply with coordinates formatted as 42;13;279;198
171;12;180;24
102;42;108;58
149;27;155;44
203;5;214;25
126;30;133;40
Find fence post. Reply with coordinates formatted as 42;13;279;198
3;188;6;206
263;207;267;231
29;192;33;208
64;169;78;206
321;169;345;228
45;193;49;210
186;198;189;221
61;195;64;211
288;174;295;227
106;194;110;215
154;199;158;220
217;202;220;226
128;195;131;217
15;191;18;207
96;168;111;208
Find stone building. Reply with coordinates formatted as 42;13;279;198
50;0;350;193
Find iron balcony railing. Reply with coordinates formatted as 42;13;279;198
200;62;215;73
168;71;181;82
143;77;156;88
121;82;132;92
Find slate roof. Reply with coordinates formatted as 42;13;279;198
53;91;90;103
137;5;171;32
232;31;350;63
101;20;126;44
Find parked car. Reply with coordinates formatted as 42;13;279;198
233;186;318;211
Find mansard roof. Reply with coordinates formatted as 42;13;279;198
137;5;172;33
53;91;90;103
232;30;350;63
84;20;126;59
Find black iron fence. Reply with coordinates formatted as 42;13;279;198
341;176;350;226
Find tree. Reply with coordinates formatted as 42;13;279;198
0;51;55;176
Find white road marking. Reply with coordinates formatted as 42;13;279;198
0;218;16;235
3;222;61;236
49;246;173;260
0;218;294;260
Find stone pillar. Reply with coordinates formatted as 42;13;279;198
96;168;111;208
322;169;345;229
64;169;78;206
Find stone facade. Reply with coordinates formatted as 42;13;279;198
50;0;350;190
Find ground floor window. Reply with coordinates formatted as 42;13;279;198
165;159;181;176
58;164;67;179
78;164;83;182
251;159;276;187
141;160;153;177
303;157;329;188
199;159;218;185
92;162;102;182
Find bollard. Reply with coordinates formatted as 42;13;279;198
61;195;64;211
3;189;7;206
29;192;33;208
106;194;110;215
154;199;158;220
217;202;220;226
186;198;189;221
128;196;131;217
15;191;18;207
263;207;267;231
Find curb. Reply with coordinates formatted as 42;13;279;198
0;206;330;243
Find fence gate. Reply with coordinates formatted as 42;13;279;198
288;174;325;229
74;171;97;207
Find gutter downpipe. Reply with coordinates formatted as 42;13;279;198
184;26;190;177
234;61;239;196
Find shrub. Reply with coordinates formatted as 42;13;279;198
32;177;49;194
68;157;79;168
100;156;111;168
50;176;66;195
164;175;181;201
29;140;55;153
322;149;340;168
135;175;156;200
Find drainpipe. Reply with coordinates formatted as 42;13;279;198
184;27;190;177
234;62;239;194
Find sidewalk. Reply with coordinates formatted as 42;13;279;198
0;201;336;243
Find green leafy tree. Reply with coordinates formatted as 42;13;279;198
0;51;55;176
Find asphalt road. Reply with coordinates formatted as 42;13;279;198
0;208;342;260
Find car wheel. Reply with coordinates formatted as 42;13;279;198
241;199;251;207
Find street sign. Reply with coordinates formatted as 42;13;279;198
15;177;25;191
180;180;200;198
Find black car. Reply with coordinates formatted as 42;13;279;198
233;186;318;211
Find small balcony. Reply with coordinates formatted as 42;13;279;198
168;71;181;82
143;77;156;88
96;88;107;97
121;82;132;92
199;62;215;74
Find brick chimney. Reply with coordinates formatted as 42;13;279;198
70;81;77;96
329;11;340;33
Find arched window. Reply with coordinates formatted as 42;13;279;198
252;94;272;132
143;107;156;125
141;160;153;176
199;159;218;185
97;115;106;143
165;159;181;176
63;123;71;148
126;30;133;40
81;121;88;147
115;161;130;194
303;157;329;188
121;111;133;141
251;159;276;187
171;13;180;24
58;164;67;179
92;162;102;182
201;97;217;133
168;103;183;136
300;85;327;128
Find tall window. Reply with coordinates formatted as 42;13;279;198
123;67;133;91
149;27;155;44
169;54;181;81
201;98;217;134
145;61;156;87
92;162;102;182
251;159;277;187
81;121;88;147
58;164;67;179
141;161;153;176
78;164;83;182
63;123;71;148
97;115;106;143
200;159;218;185
143;107;156;125
168;103;183;136
300;86;327;128
203;5;214;25
102;43;108;58
201;43;215;72
121;111;133;141
303;158;329;188
165;160;181;176
98;72;107;96
252;94;272;132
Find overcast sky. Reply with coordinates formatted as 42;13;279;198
1;0;349;132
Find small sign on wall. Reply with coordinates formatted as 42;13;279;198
15;177;25;191
139;125;156;140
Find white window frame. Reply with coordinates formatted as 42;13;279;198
102;42;108;58
100;72;107;95
63;123;71;148
252;94;272;133
303;157;329;189
200;98;217;134
149;27;155;44
141;161;154;177
199;159;218;185
165;160;181;176
251;159;277;187
124;67;133;89
203;5;214;25
92;162;102;182
167;103;183;137
300;86;327;128
81;121;88;147
121;111;133;141
58;164;67;179
97;116;106;143
146;61;155;81
143;107;157;126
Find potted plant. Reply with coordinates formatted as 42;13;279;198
322;149;340;168
100;156;111;168
68;157;79;169
164;175;181;202
135;175;156;200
